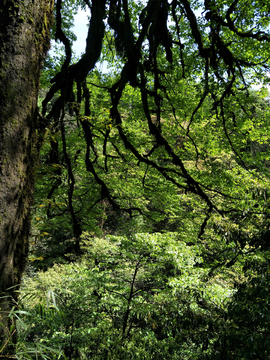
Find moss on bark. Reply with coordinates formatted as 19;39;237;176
0;0;54;355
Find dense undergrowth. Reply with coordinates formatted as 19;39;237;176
10;232;269;359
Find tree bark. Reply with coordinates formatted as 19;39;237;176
0;0;54;355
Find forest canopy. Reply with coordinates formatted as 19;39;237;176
1;0;270;358
36;0;270;259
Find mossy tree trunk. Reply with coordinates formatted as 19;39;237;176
0;0;54;355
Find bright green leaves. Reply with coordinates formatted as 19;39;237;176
32;1;270;357
19;232;233;359
35;64;270;273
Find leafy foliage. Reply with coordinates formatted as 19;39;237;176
12;0;270;358
19;233;233;359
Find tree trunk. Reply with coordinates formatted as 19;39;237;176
0;0;54;355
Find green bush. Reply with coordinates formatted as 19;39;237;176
17;232;232;359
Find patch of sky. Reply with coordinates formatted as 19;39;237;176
49;7;108;73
